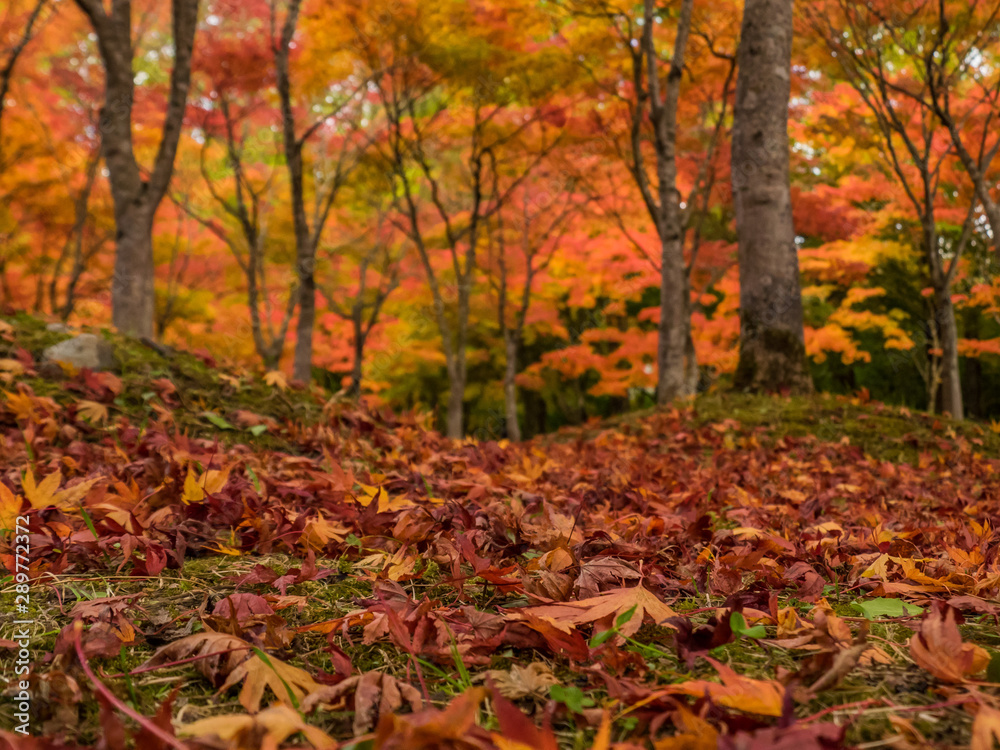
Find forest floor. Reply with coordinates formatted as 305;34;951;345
1;313;1000;749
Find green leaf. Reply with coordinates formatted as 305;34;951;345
550;685;594;714
249;424;268;437
729;611;766;639
987;651;1000;684
589;628;617;648
202;411;235;430
615;604;638;629
851;597;924;620
246;465;261;494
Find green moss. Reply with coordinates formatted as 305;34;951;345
732;329;812;394
1;313;326;453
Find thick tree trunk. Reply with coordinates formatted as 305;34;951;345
111;206;156;336
731;0;811;393
503;333;521;441
935;289;963;419
75;0;199;339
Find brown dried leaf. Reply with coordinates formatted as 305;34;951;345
487;662;559;700
908;602;990;683
301;670;423;735
142;631;252;686
575;557;640;599
178;704;335;749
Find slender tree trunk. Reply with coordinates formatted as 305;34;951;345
292;260;315;382
935;289;963;419
349;318;364;398
644;0;694;406
0;0;48;169
683;315;698;395
273;0;316;384
731;0;811;393
503;333;521;441
446;359;464;439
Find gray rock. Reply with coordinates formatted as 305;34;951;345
45;323;71;333
42;334;114;371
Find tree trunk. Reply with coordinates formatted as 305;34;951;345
503;333;521;441
111;206;156;336
657;232;689;404
644;0;694;407
349;318;364;398
935;289;963;419
731;0;811;393
75;0;200;339
292;262;315;382
683;316;699;395
446;362;464;440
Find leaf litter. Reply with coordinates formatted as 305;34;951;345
1;340;1000;747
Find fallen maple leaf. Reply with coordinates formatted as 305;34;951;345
908;602;990;683
523;585;677;638
178;703;335;749
220;652;323;713
0;482;22;534
182;465;231;505
660;657;785;717
972;705;1000;750
487;662;559;700
76;400;109;425
374;688;490;749
22;469;98;511
575;557;640;599
653;704;718;749
301;670;423;735
142;631;252;686
264;370;288;391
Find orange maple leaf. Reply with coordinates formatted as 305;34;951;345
521;585;677;638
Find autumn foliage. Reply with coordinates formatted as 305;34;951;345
4;0;1000;747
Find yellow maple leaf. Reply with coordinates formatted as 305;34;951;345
76;400;109;424
0;482;23;534
264;370;288;391
182;465;231;504
356;484;412;513
179;704;335;749
4;390;37;421
219;653;322;713
22;469;98;511
301;514;348;550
